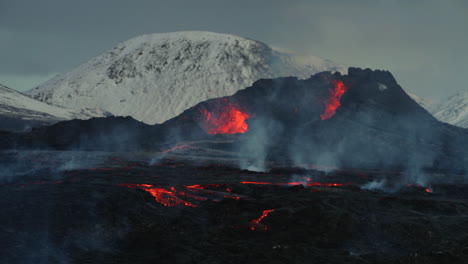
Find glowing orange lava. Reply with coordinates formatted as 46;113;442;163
199;100;250;134
250;209;275;231
320;80;349;120
119;183;243;207
119;184;197;207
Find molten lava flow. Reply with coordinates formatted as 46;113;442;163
119;183;243;207
185;184;241;200
240;181;272;185
250;209;275;231
320;80;349;120
119;184;197;207
199;99;250;134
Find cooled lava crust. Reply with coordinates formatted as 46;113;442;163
2;151;468;264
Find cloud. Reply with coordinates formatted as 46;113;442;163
0;0;467;99
276;0;468;99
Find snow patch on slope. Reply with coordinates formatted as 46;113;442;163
0;84;108;131
0;84;77;119
432;91;468;128
28;31;346;125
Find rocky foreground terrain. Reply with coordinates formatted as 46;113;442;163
2;149;468;264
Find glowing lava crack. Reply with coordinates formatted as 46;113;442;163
250;209;275;231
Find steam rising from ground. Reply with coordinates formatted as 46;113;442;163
239;118;283;172
228;70;468;191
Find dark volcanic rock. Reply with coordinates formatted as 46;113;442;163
2;155;468;264
167;67;468;172
0;116;150;150
3;68;468;172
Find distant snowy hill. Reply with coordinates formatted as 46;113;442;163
28;31;346;125
432;91;468;128
407;90;468;129
0;84;107;132
398;90;468;129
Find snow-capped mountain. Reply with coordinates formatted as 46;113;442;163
27;31;346;125
432;91;468;128
0;83;107;132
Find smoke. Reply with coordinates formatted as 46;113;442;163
229;69;468;191
288;174;310;186
361;179;388;192
238;117;284;172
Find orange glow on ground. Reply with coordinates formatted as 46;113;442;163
320;80;349;120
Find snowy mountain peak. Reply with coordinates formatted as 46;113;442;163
432;91;468;128
27;31;346;125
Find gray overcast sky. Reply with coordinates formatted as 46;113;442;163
0;0;467;100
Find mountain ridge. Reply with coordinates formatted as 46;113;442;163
27;31;346;124
0;83;108;132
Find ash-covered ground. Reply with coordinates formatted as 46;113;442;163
2;145;468;264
